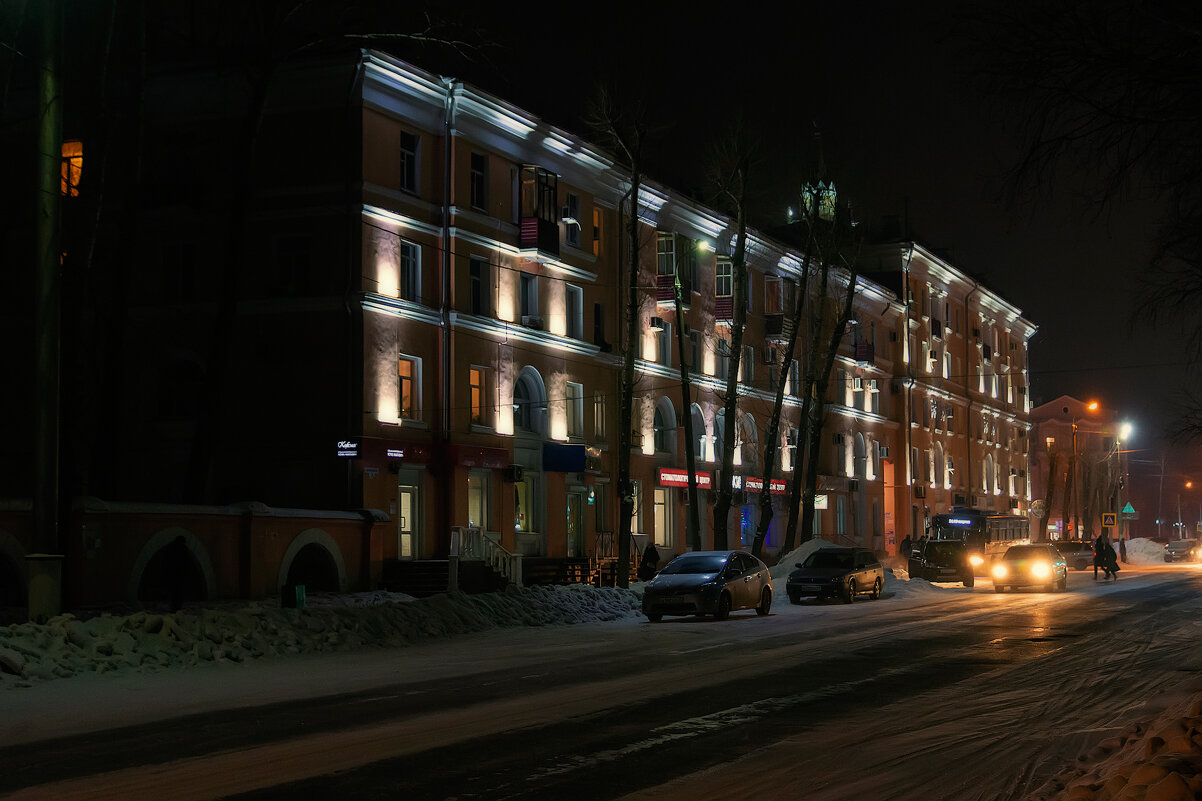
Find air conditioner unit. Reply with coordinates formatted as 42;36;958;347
503;464;524;483
560;206;578;226
648;316;664;331
914;485;926;499
852;377;863;390
521;315;543;330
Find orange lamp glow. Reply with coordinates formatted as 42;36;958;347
1087;401;1099;412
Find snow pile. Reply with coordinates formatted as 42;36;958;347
1125;538;1169;566
1025;682;1202;801
0;584;641;689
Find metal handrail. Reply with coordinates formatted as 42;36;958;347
458;527;523;587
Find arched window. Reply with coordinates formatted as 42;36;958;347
513;378;532;432
653;406;668;453
511;367;547;437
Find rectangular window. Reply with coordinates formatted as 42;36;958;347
400;131;419;193
399;357;417;420
566;381;583;437
594;391;606;441
400;241;419;302
716;259;732;297
592;208;601;257
520;273;538;320
470;152;488;210
742;344;754;384
789;360;800;395
658;322;672;366
469;366;486;426
717;336;730;380
565;193;580;247
61;140;83;196
765;275;783;314
566;284;583;339
689;329;701;372
469;256;489;316
679;236;699;294
657;232;676;276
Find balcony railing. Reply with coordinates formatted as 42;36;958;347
715;296;733;320
656;274;675;303
519;216;559;258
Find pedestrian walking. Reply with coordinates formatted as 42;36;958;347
637;541;660;582
900;535;913;558
1105;540;1120;580
1093;533;1108;580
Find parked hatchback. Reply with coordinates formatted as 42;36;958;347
786;547;884;604
641;550;773;622
908;538;975;587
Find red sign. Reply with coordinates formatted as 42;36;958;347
448;444;510;470
741;476;787;495
657;468;712;489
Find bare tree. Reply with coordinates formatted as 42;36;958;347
708;128;754;551
672;247;703;551
588;83;649;587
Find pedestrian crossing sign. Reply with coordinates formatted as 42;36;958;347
1102;512;1117;527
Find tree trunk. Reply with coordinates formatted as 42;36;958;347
713;204;749;551
673;264;701;551
616;172;641;587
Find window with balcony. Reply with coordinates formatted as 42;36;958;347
519;166;559;256
400;131;419;194
470;152;488;210
716;259;733;318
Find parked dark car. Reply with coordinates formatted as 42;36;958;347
991;544;1068;592
907;538;974;587
786;547;884;604
1164;538;1201;563
1051;540;1095;571
641;550;773;622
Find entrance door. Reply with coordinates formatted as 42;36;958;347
398;484;419;559
653;488;671;550
566;492;584;557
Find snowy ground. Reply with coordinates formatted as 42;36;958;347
2;537;1198;800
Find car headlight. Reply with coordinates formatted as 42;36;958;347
992;564;1008;579
1030;562;1051;579
969;555;984;568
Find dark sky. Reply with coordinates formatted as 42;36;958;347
405;2;1177;445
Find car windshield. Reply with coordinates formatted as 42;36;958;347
660;554;729;575
802;550;854;569
1004;545;1050;560
924;542;963;561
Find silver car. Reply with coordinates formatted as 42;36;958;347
641;550;773;622
1164;539;1201;563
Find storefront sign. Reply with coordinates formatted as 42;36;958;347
337;440;359;457
449;444;509;470
657;467;712;489
740;476;786;495
543;442;586;472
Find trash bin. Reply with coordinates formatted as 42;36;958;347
281;583;306;609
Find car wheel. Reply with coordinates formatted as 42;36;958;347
646;613;662;622
756;587;772;616
870;578;882;600
843;579;856;604
714;592;731;620
964;574;975;588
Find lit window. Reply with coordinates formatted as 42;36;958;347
61;141;83;197
592;209;601;257
469;367;486;426
399;357;417;420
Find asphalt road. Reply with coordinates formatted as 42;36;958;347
3;565;1201;801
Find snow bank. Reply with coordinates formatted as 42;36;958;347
1025;680;1202;801
0;584;642;689
1124;537;1170;566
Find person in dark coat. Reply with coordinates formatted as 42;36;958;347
899;535;913;558
637;541;660;582
1105;540;1120;580
1093;534;1109;580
